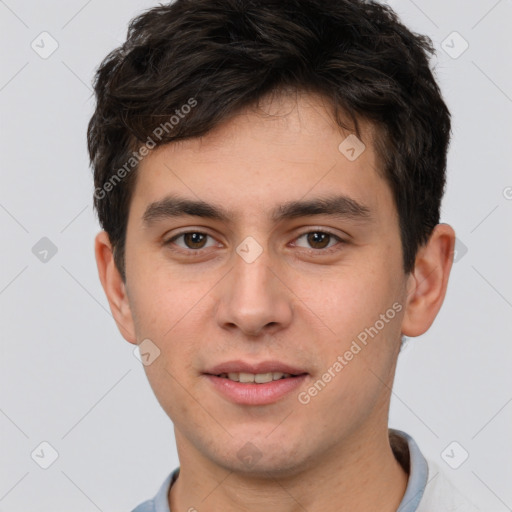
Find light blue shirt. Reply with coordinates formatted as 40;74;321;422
131;429;477;512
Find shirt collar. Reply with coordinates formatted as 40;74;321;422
150;468;178;512
391;429;429;511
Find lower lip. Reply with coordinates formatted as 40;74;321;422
204;374;308;405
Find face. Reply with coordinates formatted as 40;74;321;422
115;92;413;476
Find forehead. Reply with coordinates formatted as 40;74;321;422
130;91;394;224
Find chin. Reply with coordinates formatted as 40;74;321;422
210;437;312;479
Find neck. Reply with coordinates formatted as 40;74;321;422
169;426;408;512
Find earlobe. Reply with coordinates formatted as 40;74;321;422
401;224;456;338
94;231;138;344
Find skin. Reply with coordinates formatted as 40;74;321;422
95;91;455;512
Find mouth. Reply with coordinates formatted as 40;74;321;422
214;371;304;383
203;360;309;405
204;360;308;381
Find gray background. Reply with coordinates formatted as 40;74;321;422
0;0;511;510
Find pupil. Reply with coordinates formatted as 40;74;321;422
307;232;329;249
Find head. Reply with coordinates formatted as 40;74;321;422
90;0;455;476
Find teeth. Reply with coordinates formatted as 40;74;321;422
255;372;273;383
218;372;294;383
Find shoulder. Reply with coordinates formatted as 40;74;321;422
390;429;480;512
131;499;156;512
417;460;480;512
129;469;178;512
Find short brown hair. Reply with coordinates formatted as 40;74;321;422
88;0;451;281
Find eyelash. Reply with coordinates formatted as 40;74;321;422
164;229;345;256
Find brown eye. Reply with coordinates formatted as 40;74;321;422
294;231;342;251
306;232;331;249
167;232;217;251
183;232;208;249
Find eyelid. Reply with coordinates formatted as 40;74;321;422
291;229;345;251
164;229;222;251
163;227;347;254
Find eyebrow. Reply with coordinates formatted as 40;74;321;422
142;194;372;226
272;196;371;222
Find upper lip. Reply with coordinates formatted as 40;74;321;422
205;360;308;376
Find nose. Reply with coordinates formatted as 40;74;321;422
215;248;294;337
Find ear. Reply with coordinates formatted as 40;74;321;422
402;223;456;337
94;231;137;344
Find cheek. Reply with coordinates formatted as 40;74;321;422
297;309;403;431
127;257;210;338
294;261;404;390
294;263;398;337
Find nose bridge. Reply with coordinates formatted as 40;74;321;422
215;245;293;336
234;251;272;302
